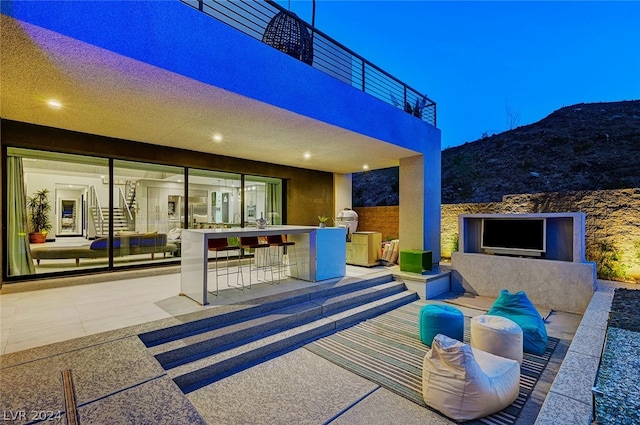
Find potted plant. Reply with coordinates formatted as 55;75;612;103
27;188;52;243
318;215;330;228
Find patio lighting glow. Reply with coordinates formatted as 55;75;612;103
47;99;62;109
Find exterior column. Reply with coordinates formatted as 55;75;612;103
333;173;352;220
400;154;441;263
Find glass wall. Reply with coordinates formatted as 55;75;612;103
187;169;242;228
5;148;110;277
4;148;284;280
112;160;185;269
245;175;283;226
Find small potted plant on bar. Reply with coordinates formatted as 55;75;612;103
318;215;330;228
27;188;52;244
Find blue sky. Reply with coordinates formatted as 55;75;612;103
277;1;640;150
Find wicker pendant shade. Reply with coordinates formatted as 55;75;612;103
262;11;314;65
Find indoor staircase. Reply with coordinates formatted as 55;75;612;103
138;274;418;394
91;207;131;236
89;181;137;236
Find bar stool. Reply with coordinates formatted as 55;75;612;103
207;237;242;295
239;236;272;288
267;235;298;283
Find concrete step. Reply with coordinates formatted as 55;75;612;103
138;274;396;347
149;280;408;370
168;290;418;393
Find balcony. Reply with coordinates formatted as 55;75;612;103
181;0;436;127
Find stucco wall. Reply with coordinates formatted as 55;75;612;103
451;252;596;313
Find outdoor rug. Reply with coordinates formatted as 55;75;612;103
304;300;559;424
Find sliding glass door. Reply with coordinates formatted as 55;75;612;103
5;148;109;276
4;149;284;280
245;175;282;226
187;169;242;228
112;160;185;268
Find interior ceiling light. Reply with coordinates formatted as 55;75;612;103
47;99;62;109
212;134;223;142
363;164;369;170
303;152;311;160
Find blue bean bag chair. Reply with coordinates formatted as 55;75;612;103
487;290;548;355
419;304;464;346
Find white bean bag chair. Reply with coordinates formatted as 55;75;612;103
470;314;524;364
422;334;520;421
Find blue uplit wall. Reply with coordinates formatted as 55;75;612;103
3;0;441;254
2;0;439;151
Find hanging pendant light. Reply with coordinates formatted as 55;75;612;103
262;9;314;65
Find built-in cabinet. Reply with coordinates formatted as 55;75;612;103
346;231;382;267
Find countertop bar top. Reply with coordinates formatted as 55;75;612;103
184;225;333;238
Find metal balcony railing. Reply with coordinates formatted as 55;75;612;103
181;0;437;126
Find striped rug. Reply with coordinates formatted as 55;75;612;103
305;301;558;424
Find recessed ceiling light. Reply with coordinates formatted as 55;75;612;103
47;99;62;109
212;134;222;142
363;164;369;170
303;152;311;160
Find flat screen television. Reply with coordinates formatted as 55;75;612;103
481;218;546;257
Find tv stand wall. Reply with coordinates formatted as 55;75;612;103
452;213;596;314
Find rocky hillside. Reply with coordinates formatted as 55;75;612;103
353;100;640;206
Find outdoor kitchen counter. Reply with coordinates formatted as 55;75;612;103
180;226;347;305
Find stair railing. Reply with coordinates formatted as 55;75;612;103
89;185;106;236
124;181;136;210
118;187;135;230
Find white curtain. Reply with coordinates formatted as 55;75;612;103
267;182;282;225
7;156;35;276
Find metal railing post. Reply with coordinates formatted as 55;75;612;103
185;0;436;126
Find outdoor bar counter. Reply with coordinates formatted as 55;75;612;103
180;226;347;305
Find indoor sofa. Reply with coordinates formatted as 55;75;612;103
31;233;178;266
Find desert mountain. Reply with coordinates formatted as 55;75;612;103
353;100;640;206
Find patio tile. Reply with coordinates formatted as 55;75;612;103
0;337;166;421
579;306;610;331
188;348;378;425
566;322;607;357
78;376;206;425
0;357;67;424
11;305;81;325
330;387;454;425
586;290;614;312
535;391;592;425
80;315;148;335
548;350;600;405
5;322;85;347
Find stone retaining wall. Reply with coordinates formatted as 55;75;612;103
356;188;640;283
442;188;640;282
353;206;399;241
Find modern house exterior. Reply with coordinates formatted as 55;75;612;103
0;0;441;286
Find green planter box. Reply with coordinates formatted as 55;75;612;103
400;250;433;274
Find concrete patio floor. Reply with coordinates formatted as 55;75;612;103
0;266;630;424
